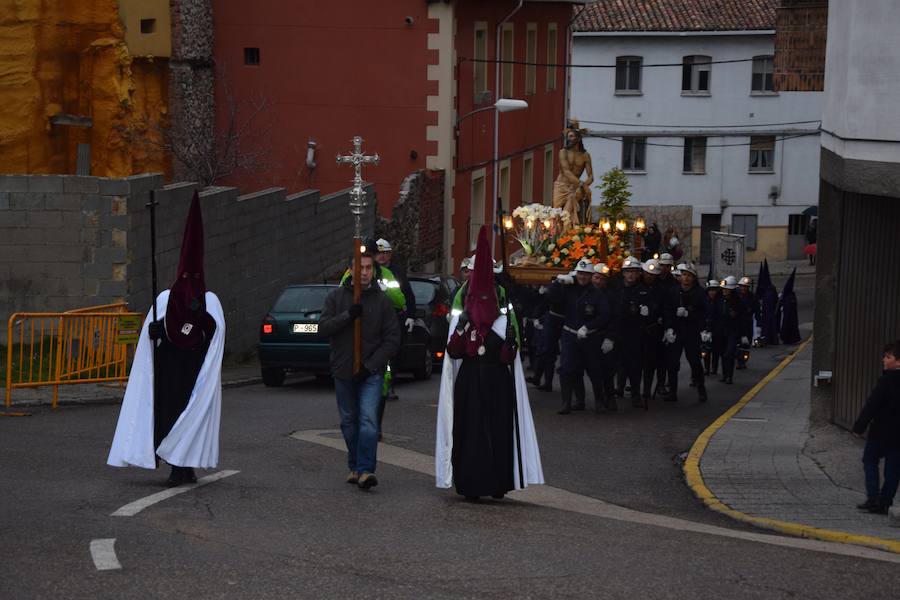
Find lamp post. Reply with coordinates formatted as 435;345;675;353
454;98;528;256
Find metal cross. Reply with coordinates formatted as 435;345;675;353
336;136;380;239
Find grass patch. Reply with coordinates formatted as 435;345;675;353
0;339;58;385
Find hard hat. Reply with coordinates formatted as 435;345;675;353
721;275;738;290
642;258;660;275
658;253;675;266
707;279;720;289
622;257;643;271
671;266;682;277
593;262;611;276
460;256;471;270
493;261;503;274
469;255;503;274
375;238;392;252
574;258;594;274
738;276;752;287
678;262;698;277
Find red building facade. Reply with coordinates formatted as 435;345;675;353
213;1;579;271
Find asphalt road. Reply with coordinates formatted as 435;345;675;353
7;272;899;598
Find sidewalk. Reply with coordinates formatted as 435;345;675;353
695;259;816;278
0;364;261;409
686;340;900;553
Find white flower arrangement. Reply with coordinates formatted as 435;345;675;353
509;203;571;256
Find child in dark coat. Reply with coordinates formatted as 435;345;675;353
852;340;900;514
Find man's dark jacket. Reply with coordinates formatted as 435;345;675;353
319;279;401;380
853;370;900;449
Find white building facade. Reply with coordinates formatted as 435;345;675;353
571;20;823;262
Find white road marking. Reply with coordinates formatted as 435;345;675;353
291;429;900;564
90;539;121;571
110;469;240;517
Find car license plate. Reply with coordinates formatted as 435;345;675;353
292;323;318;334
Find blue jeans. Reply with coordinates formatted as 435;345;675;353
862;439;900;505
334;373;382;475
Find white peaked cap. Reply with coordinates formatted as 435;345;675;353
375;238;392;252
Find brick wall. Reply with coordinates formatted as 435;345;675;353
773;1;828;92
0;173;375;357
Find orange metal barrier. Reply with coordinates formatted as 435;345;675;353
4;303;143;409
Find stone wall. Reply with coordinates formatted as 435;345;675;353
375;169;445;273
0;173;375;357
629;204;693;260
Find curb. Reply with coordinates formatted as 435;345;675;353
683;336;900;555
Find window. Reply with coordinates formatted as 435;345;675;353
499;162;511;212
683;137;707;173
244;47;260;66
546;24;558;91
543;145;554;203
621;137;646;171
501;24;514;97
751;55;775;93
525;25;537;95
788;214;807;236
140;18;156;34
470;172;486;248
522;154;534;204
749;136;775;172
615;56;642;93
682;55;711;93
474;24;488;102
732;214;758;250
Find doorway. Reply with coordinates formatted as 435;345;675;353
699;213;721;264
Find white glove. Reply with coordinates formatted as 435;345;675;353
639;305;649;317
378;280;388;292
576;325;588;339
556;275;574;285
405;317;415;333
701;330;712;343
741;336;749;346
663;328;676;345
601;338;614;354
538;286;548;295
676;306;688;318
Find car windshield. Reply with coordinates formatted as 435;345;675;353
272;287;334;314
409;280;438;306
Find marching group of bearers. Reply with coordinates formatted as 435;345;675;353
510;251;802;415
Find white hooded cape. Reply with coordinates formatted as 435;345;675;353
107;290;225;469
435;314;544;489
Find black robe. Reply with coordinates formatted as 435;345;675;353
778;292;801;344
449;330;515;498
153;325;214;449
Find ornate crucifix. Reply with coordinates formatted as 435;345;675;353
336;136;380;372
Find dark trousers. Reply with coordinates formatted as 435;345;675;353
863;439;900;506
618;334;642;397
587;344;616;409
719;333;738;379
668;332;705;398
558;332;589;409
640;329;659;398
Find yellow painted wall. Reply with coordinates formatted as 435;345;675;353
119;0;171;58
0;0;169;177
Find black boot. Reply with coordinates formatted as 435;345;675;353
664;372;678;402
697;383;708;403
166;466;186;487
572;377;586;411
558;380;573;415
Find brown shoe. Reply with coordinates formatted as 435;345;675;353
357;472;379;489
346;471;359;484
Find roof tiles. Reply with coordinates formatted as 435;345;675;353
574;0;777;32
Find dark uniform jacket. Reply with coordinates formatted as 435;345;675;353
618;282;658;338
714;294;745;340
665;284;707;335
853;370;900;449
548;281;610;337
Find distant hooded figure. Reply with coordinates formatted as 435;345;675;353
108;191;226;486
436;226;543;500
756;260;779;346
777;268;801;344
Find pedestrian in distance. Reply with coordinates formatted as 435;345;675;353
436;226;543;501
320;250;401;490
640;223;662;261
852;340;900;515
805;217;817;266
108;192;226;487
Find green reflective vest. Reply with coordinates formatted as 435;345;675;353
341;265;406;311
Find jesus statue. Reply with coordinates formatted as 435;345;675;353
552;120;594;225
